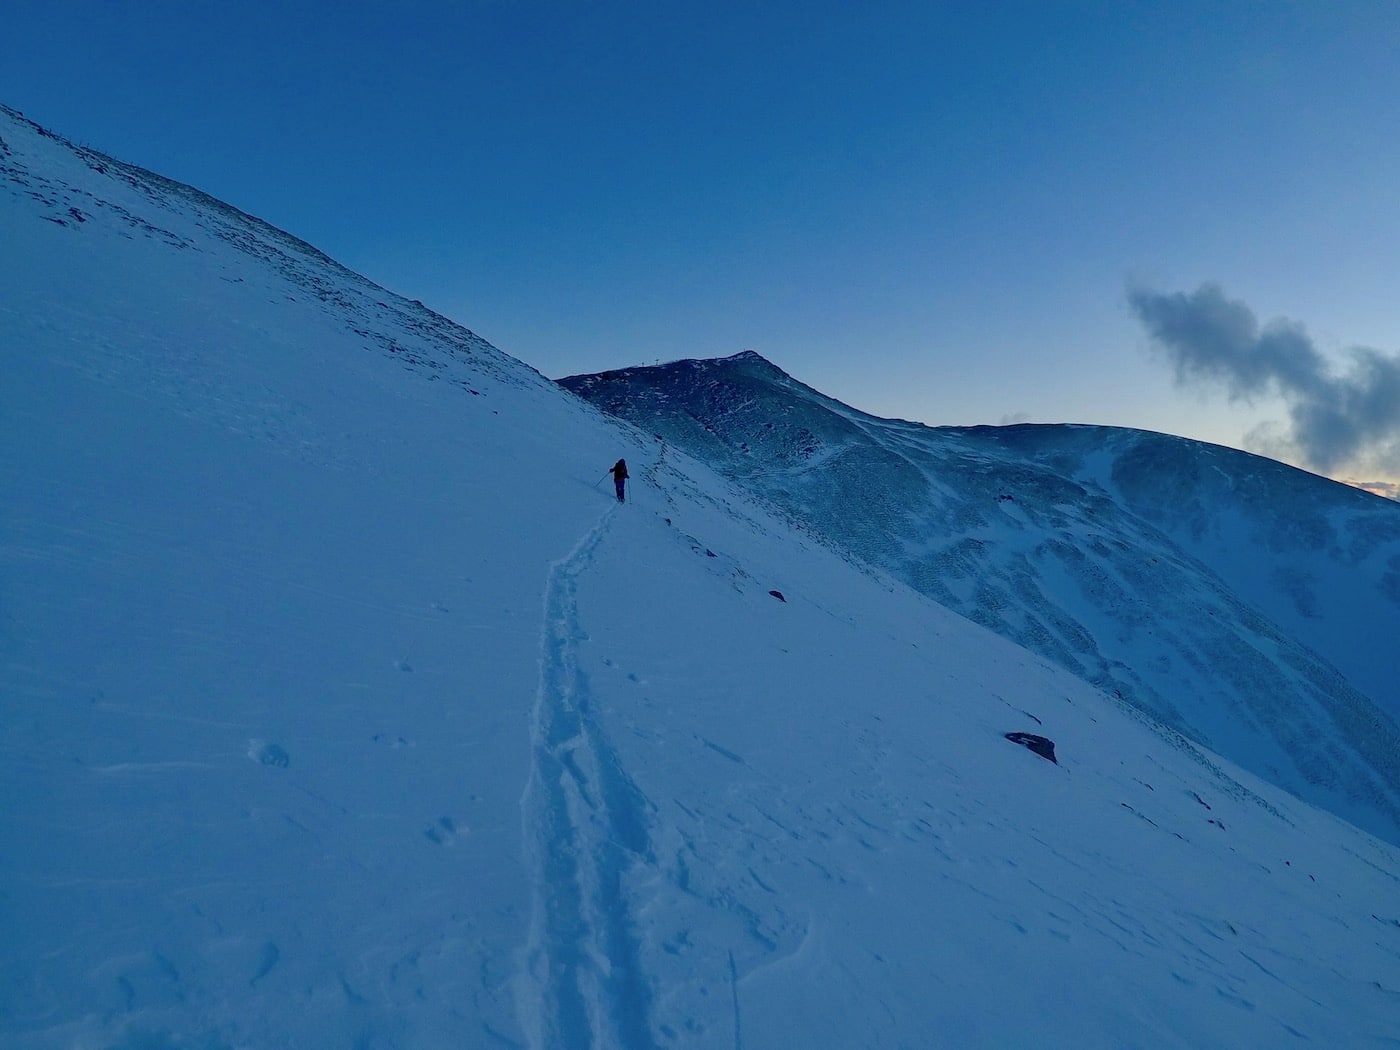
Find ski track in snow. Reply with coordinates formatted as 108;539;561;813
520;501;660;1050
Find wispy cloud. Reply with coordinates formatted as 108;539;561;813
1128;282;1400;478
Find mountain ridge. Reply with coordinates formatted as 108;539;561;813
560;352;1400;846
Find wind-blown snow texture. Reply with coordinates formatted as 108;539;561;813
561;352;1400;848
5;103;1400;1048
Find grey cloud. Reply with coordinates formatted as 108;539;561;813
1128;282;1400;476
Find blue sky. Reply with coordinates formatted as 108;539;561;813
5;1;1400;488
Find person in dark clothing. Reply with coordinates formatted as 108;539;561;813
610;458;629;502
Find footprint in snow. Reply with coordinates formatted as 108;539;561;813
424;815;465;845
248;740;290;768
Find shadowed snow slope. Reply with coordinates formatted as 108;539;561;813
561;353;1400;848
5;104;1400;1049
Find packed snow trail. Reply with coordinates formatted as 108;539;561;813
520;501;659;1050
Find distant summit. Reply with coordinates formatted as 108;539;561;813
719;348;773;365
561;348;794;390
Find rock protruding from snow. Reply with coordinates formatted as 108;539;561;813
1005;732;1059;764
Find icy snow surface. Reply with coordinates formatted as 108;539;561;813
4;103;1400;1048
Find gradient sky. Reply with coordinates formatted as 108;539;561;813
5;1;1400;489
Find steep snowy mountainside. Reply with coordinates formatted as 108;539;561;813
561;352;1400;846
1073;425;1400;706
5;104;1400;1048
0;102;541;411
2;102;642;1047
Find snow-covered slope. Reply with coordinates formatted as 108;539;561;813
5;104;1400;1049
560;353;1400;848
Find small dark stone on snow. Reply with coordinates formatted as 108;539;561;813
1004;731;1057;764
768;590;786;602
